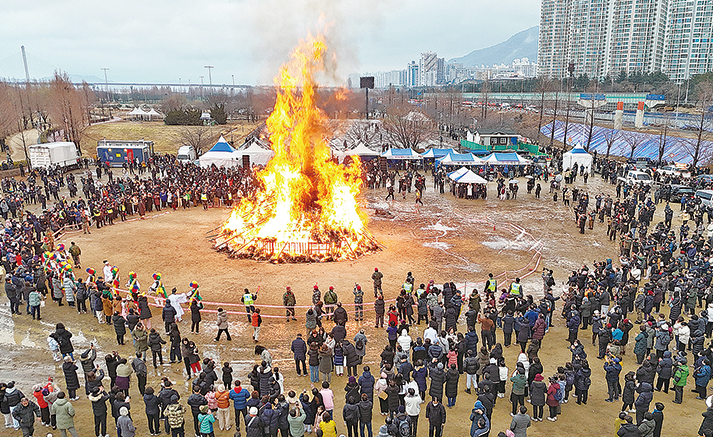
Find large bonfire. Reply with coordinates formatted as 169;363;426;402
214;35;380;262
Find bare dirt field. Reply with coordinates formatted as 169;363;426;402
0;173;704;437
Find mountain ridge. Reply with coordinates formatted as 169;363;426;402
448;26;539;67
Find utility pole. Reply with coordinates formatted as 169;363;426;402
204;66;213;94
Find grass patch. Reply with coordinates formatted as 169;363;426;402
81;120;260;156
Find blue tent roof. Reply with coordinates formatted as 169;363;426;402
381;148;422;159
208;136;236;153
568;146;590;154
421;148;454;158
541;121;713;165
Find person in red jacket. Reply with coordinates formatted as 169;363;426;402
252;309;262;343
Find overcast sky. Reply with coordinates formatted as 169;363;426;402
0;0;539;85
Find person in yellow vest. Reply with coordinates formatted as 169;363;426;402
484;273;497;294
509;278;523;297
241;288;257;323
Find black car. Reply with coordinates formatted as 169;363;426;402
669;184;695;202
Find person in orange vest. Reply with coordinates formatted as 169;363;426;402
252;308;262;343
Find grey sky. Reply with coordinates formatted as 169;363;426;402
0;0;539;85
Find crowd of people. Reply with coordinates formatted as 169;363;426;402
4;152;713;437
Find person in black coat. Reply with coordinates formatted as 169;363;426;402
428;362;445;400
652;402;664;437
62;356;80;400
162;301;177;335
143;386;162;435
85;369;105;396
425;397;446;437
138;295;152;328
113;312;127;345
444;364;460;407
50;323;74;359
342;340;359;376
126;309;140;332
88;387;110;437
190;300;202;333
291;334;308;376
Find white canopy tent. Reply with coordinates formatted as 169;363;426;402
447;167;470;181
345;143;380;157
454;170;488;184
199;136;240;168
236;140;274;166
145;108;163;120
562;145;593;172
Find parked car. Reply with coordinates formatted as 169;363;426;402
657;165;691;178
669;184;695;202
696;189;713;209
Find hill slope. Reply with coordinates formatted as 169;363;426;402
449;26;539;67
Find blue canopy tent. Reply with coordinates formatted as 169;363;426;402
541;121;713;165
421;148;455;159
199;136;240;168
381;148;423;160
483;152;531;165
436;152;485;167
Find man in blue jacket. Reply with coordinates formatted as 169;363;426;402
604;356;622;402
229;380;250;433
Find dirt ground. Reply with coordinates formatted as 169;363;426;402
0;172;706;437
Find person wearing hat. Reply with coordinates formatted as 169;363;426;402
117;406;135;437
245;406;262;437
530;374;546;422
241;288;258;323
197;405;216;437
324;286;338;321
372;268;383;298
102;261;113;283
283;287;297;322
353;284;364;321
672;355;690;404
163;394;186;436
51;391;78;437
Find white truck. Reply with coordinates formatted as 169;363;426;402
176;145;196;163
618;170;654;186
29;142;80;169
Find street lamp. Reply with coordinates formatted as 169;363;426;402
204;66;213;94
101;68;111;117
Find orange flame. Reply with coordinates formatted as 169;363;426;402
217;35;377;262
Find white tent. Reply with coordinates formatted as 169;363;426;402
145;108;163;119
199;136;240;168
127;107;147;120
345;143;380;157
454;170;488;184
236;140;274;166
562;145;593;172
447;167;470;181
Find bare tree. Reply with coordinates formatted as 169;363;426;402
601;127;622;158
343;120;381;149
382;105;435;150
621;130;646;159
47;72;91;154
689;81;713;167
178;126;212;155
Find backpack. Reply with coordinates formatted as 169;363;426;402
554;384;565;402
547;276;555;287
398;419;410;437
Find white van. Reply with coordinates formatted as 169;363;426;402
696;189;713;208
176;145;196;163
